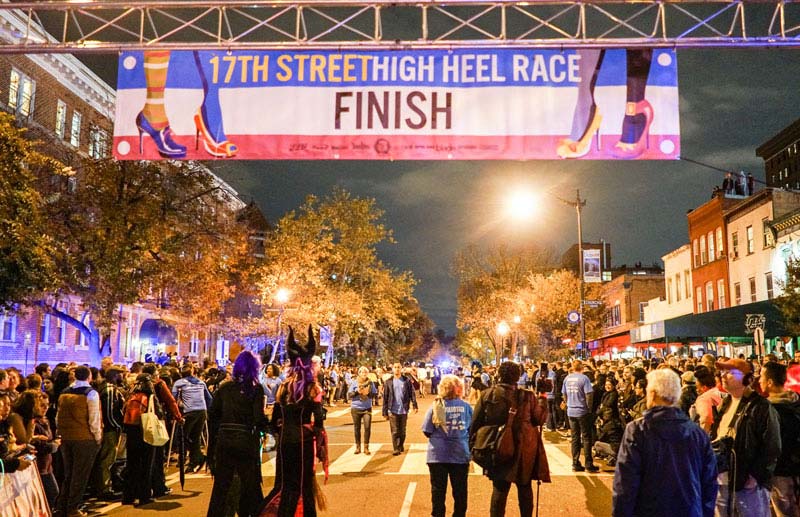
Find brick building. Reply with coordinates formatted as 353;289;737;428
757;116;800;191
0;8;246;370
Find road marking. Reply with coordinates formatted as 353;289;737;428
545;443;575;475
326;444;384;474
398;481;417;517
96;502;121;514
326;408;352;419
392;443;428;475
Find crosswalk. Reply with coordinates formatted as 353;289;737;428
254;442;611;478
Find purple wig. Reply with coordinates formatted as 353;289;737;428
233;350;262;397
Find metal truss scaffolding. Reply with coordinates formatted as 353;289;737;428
1;0;800;53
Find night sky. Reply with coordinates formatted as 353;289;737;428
90;48;800;332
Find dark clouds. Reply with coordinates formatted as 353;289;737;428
209;49;800;332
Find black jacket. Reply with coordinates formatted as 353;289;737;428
382;375;418;417
768;391;800;477
710;389;782;491
612;406;717;517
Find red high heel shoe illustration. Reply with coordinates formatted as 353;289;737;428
612;100;653;159
194;109;238;158
136;111;187;159
557;106;602;159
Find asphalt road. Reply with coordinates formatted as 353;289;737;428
90;395;614;516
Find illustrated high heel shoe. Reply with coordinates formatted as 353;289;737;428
194;109;238;158
136;111;187;159
557;106;602;159
612;100;653;159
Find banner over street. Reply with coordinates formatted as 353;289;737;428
113;49;679;161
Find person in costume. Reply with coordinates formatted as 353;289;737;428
263;326;328;517
206;351;268;517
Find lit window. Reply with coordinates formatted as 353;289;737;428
70;112;82;147
766;272;774;300
675;273;682;302
706;282;714;311
707;231;715;262
700;235;707;265
89;127;108;158
693;239;699;268
746;226;754;255
667;278;673;304
0;312;16;341
55;100;67;138
716;227;723;258
685;270;691;298
763;218;774;248
696;287;703;313
638;302;647;323
8;69;35;116
732;232;739;258
39;313;50;344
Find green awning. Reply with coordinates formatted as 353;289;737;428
662;300;786;340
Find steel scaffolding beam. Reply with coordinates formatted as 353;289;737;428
0;0;799;53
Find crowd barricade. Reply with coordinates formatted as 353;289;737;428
0;463;50;517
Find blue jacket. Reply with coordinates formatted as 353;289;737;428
382;375;418;417
421;398;473;464
612;405;717;517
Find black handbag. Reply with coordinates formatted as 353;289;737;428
711;436;734;473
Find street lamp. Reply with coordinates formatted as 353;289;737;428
505;188;588;359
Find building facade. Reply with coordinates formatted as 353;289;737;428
757;116;800;191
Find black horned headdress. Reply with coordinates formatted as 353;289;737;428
287;324;316;367
286;325;317;402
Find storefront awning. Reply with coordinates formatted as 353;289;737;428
631;300;786;343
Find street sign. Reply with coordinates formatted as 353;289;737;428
567;311;581;324
583;300;604;308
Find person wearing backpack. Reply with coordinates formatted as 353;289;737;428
469;361;550;517
121;368;183;506
760;361;800;516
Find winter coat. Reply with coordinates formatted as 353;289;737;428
768;390;800;477
612;405;717;517
710;388;782;491
597;390;624;445
469;384;551;484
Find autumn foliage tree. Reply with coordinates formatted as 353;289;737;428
254;188;428;361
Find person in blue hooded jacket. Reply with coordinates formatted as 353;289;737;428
422;374;473;517
612;368;717;517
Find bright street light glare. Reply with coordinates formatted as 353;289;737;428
275;287;292;304
505;190;539;221
497;320;510;336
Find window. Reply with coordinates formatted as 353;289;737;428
696;287;703;313
766;272;774;300
700;235;707;265
70;112;82;147
55;100;67;138
746;226;754;255
716;227;724;258
89;127;109;158
707;231;715;262
732;232;739;259
718;279;726;309
675;273;682;302
190;331;200;356
706;282;714;311
609;303;622;327
39;314;50;344
0;312;16;342
763;218;774;248
667;278;673;304
685;270;691;297
734;282;742;306
693;239;699;267
638;302;647;323
749;276;757;303
8;69;35;116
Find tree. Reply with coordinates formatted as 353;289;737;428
775;258;800;336
255;188;423;359
454;243;555;360
0;113;61;307
34;158;250;365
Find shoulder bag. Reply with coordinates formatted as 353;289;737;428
471;387;519;469
142;393;169;446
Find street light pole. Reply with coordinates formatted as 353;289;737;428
575;189;587;360
556;189;587;359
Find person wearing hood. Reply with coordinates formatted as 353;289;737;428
612;369;717;517
760;361;800;516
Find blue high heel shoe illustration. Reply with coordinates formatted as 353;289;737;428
136;111;187;159
193;51;238;158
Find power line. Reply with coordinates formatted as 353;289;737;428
680;156;768;186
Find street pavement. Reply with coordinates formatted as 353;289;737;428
91;395;614;516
